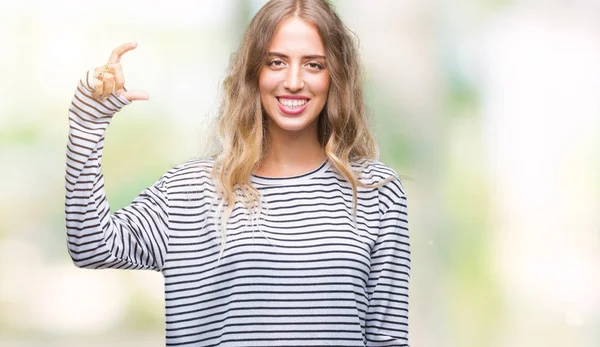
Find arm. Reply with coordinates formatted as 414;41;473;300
65;44;169;271
365;188;410;346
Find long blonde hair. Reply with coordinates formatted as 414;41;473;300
211;0;393;257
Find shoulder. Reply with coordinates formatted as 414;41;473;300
160;157;216;188
352;158;407;208
352;158;404;191
351;158;398;182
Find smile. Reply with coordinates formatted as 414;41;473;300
276;97;310;115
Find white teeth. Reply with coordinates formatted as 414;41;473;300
279;98;307;108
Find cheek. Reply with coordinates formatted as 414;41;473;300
308;74;330;99
259;70;279;97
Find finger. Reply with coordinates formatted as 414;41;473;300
119;89;150;102
101;73;115;100
108;42;138;64
92;66;107;99
109;63;125;93
92;78;104;100
93;66;105;79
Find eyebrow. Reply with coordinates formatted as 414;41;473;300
268;52;326;60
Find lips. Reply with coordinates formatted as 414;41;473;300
276;96;310;116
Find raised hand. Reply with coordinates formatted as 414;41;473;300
92;42;150;102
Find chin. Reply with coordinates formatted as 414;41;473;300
271;117;314;133
264;104;319;133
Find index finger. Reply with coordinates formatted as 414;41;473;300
108;42;138;64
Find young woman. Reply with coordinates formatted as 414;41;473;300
65;0;410;346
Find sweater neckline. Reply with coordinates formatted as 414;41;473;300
250;159;331;186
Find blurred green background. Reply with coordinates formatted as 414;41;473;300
0;0;598;346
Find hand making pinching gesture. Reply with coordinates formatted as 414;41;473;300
92;42;150;102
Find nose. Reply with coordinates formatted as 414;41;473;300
282;65;304;91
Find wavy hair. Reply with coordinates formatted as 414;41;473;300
211;0;393;258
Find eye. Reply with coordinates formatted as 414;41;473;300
268;59;286;68
306;62;325;70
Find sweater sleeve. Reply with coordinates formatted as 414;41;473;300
365;188;410;346
64;69;170;271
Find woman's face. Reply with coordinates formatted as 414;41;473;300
259;17;330;137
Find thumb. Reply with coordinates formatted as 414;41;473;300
119;89;150;101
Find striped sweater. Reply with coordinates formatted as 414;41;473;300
65;69;410;346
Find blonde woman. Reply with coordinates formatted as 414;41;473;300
65;0;410;345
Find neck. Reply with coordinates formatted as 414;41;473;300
256;120;326;177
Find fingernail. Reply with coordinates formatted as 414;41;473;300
132;41;138;46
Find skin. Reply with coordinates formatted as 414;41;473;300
255;17;331;177
92;42;149;102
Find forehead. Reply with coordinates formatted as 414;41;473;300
268;17;325;55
